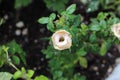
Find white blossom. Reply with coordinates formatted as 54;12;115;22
52;30;72;50
111;23;120;39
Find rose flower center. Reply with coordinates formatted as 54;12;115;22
59;37;64;42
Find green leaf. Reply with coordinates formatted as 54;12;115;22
21;67;26;73
15;0;23;9
97;12;108;21
86;0;99;13
71;14;81;27
42;46;54;59
0;59;4;67
7;40;26;65
80;0;88;4
12;55;20;65
107;17;120;25
43;50;53;59
38;17;49;24
66;4;76;14
81;23;88;30
100;20;106;29
7;40;21;54
79;75;86;80
79;57;88;68
49;13;56;20
0;46;2;55
43;0;68;13
76;48;87;56
99;41;107;56
0;47;5;67
15;0;32;9
34;75;48;80
47;20;54;32
117;5;120;15
19;51;26;65
73;73;81;80
89;44;99;53
73;74;86;80
0;18;4;26
80;23;88;35
13;70;22;79
89;33;97;43
2;45;9;53
27;70;34;78
53;71;63;79
89;24;100;31
22;0;32;7
0;72;13;80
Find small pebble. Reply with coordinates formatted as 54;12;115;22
22;28;28;35
41;58;44;61
15;29;21;36
101;64;105;68
24;38;28;42
115;44;120;52
38;66;41;70
107;67;113;73
107;53;113;58
96;72;99;75
40;28;45;33
115;57;120;64
9;25;12;29
34;39;38;43
4;14;8;20
16;21;24;28
102;60;106;64
93;66;98;71
113;48;117;51
33;67;37;71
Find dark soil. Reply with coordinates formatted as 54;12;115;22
0;0;120;80
0;0;51;77
74;45;120;80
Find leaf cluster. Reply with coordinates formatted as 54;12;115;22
43;0;69;13
0;68;48;80
0;40;26;67
13;67;48;80
15;0;32;9
82;0;120;15
38;4;120;79
0;0;32;9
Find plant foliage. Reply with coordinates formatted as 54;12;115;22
15;0;32;9
43;0;69;13
38;4;120;79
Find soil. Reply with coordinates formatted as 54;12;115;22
0;0;120;80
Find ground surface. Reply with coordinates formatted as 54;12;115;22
0;0;120;80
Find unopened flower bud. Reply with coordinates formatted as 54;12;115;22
52;30;72;50
111;23;120;39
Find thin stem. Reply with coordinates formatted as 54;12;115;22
9;62;19;71
6;51;9;61
6;51;19;71
5;50;34;80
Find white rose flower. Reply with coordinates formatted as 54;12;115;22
52;30;72;50
111;23;120;39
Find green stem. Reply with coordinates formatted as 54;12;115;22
9;62;19;71
6;51;19;71
5;50;34;80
